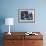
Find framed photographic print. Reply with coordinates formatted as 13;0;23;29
18;9;35;23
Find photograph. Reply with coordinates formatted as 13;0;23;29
18;9;35;23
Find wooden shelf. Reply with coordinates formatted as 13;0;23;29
4;32;43;46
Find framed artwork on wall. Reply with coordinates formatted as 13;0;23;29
18;9;35;23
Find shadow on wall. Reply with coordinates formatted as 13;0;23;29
0;16;5;46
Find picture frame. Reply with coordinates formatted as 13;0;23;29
18;9;35;23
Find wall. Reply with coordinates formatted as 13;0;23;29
0;0;46;32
